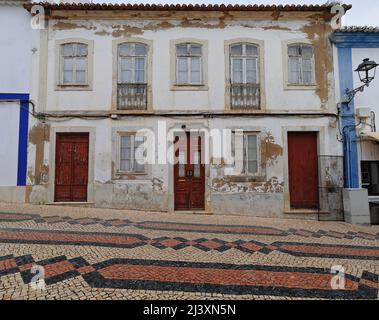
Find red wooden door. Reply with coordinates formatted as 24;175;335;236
174;133;205;210
288;132;319;209
55;133;89;202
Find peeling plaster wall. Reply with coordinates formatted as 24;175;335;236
24;11;344;217
44;14;336;111
25;115;342;217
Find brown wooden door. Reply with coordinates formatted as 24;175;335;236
174;133;205;210
288;132;319;209
55;133;89;202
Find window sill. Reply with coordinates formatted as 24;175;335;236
116;171;147;176
170;84;209;91
284;84;317;91
55;84;92;91
223;174;265;183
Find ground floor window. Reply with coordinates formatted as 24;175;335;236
232;131;259;174
119;134;145;173
361;161;379;196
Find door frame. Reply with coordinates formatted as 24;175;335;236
48;127;96;203
167;122;210;212
282;126;324;212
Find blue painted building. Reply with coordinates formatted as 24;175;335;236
0;1;33;201
331;27;379;223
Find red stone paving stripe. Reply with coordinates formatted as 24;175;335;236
280;244;379;258
98;264;358;290
0;258;17;271
359;279;379;289
0;214;35;221
43;260;76;278
139;222;285;235
0;230;143;246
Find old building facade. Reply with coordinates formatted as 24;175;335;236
23;3;347;219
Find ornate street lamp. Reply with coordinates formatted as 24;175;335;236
356;58;378;84
344;58;379;103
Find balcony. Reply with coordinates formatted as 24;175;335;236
117;83;147;110
230;83;260;110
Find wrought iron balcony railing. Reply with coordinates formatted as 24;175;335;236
117;83;147;110
230;83;260;110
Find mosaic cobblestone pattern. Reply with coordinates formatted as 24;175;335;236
1;210;379;300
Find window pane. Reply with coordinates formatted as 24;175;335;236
176;44;187;55
230;44;242;56
135;43;147;55
191;57;201;71
76;44;88;57
120;70;132;83
177;58;187;72
121;57;132;71
63;71;73;83
246;59;257;83
75;70;86;83
247;135;257;158
75;57;87;71
135;58;145;83
63;58;73;72
245;44;258;56
289;57;301;84
288;45;300;57
62;44;74;57
247;160;258;174
177;58;188;83
120;159;131;171
191;71;201;84
119;44;133;56
189;44;201;55
232;58;243;83
190;58;201;83
120;147;131;159
301;45;313;59
121;136;131;148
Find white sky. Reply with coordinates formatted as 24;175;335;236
104;0;379;26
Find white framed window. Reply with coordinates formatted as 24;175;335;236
232;131;259;175
119;134;145;173
60;43;88;85
175;43;203;85
230;43;259;84
118;43;147;84
287;44;314;85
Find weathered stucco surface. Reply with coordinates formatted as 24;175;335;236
21;8;344;218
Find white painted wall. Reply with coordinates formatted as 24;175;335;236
0;102;20;186
0;4;32;93
44;19;332;112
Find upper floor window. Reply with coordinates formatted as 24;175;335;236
117;43;148;110
175;43;202;85
60;43;88;85
229;43;260;109
287;44;314;85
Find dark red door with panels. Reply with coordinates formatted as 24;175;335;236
55;133;89;202
174;133;205;210
288;132;319;209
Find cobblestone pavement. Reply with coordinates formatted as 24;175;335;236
1;202;379;300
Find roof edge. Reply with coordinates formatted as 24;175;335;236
23;2;352;13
